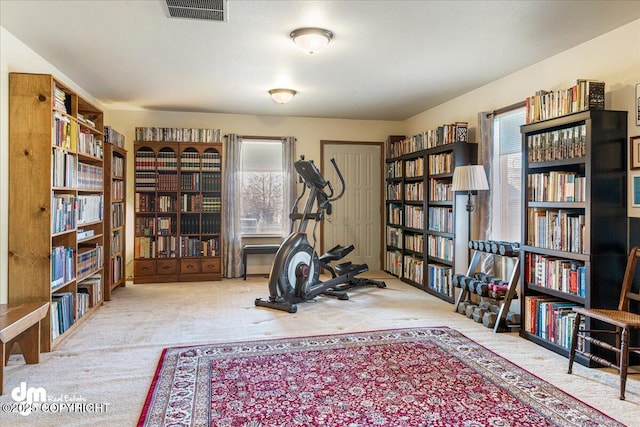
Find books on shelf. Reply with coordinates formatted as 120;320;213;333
51;246;74;289
527;208;585;253
526;124;586;163
104;126;125;148
525;253;586;297
525;79;605;124
135;127;222;143
386;122;469;158
524;295;580;350
427;263;453;297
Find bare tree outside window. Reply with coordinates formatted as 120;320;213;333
240;140;284;235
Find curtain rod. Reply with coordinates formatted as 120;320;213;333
224;134;294;141
492;100;526;117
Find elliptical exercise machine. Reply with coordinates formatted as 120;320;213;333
255;157;385;313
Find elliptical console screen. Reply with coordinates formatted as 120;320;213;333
295;160;328;189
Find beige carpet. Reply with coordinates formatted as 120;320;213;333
1;272;639;426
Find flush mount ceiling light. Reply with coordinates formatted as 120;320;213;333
290;27;333;54
269;88;297;104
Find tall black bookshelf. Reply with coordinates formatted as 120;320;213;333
519;109;628;366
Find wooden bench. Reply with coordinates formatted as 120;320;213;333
242;244;280;280
0;302;49;395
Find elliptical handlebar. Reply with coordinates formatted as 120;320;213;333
327;158;345;202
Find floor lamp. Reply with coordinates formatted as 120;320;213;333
452;165;489;244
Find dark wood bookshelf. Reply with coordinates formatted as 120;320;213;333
384;133;478;303
519;109;628;366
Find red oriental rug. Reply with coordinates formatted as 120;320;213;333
138;327;624;427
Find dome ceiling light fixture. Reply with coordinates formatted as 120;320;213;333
269;88;297;104
290;27;333;54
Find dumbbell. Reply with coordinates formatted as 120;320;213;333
468;240;475;250
474;281;489;297
499;242;520;257
474;272;495;283
482;311;498;328
460;276;476;291
506;312;521;325
453;274;466;288
473;306;487;323
457;301;471;315
465;304;478;318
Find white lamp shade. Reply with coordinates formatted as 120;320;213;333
452;165;489;192
290;28;333;54
269;88;296;104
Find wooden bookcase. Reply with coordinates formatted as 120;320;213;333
103;127;127;300
519;109;628;365
385;128;477;303
134;127;222;283
9;73;105;351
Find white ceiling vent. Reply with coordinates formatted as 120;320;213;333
165;0;228;22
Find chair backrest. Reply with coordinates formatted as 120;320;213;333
619;246;640;311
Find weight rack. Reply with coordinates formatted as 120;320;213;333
453;240;520;333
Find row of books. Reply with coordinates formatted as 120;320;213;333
110;255;124;284
135;216;156;236
135;127;222;143
112;202;125;227
52;194;76;234
386;226;402;249
112;180;125;200
429;179;453;202
525;253;586;297
180;237;220;257
405;158;424;178
156;174;179;191
404;205;424;230
77;194;103;225
386;123;469;158
386;160;403;179
78;274;102;310
157;236;177;258
180;151;222;171
527;208;585;254
428;207;453;233
404;233;424;253
387;203;402;226
428;152;453;175
405;182;423;201
110;229;122;255
135;193;155;212
53;112;76;150
53;84;70;113
525;79;605;124
526;124;587;163
523;295;580;350
77;163;103;190
134;236;154;258
386;182;402;201
52;148;75;188
77;245;103;280
104;126;125;148
427;263;453;297
157;216;175;235
135;172;156;191
51;292;74;340
385;250;402;276
180;214;222;234
51;246;74;289
527;171;586;202
427;235;454;261
403;255;423;284
78;129;103;159
111;153;125;177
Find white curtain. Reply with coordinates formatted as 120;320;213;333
281;137;297;239
223;134;243;278
222;135;296;278
477;111;495;275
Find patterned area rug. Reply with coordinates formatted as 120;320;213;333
138;327;624;426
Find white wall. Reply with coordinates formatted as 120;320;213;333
404;19;640;215
105;110;402;277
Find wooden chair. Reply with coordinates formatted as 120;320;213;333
568;246;640;400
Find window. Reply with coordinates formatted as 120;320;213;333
239;139;284;235
491;108;525;242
